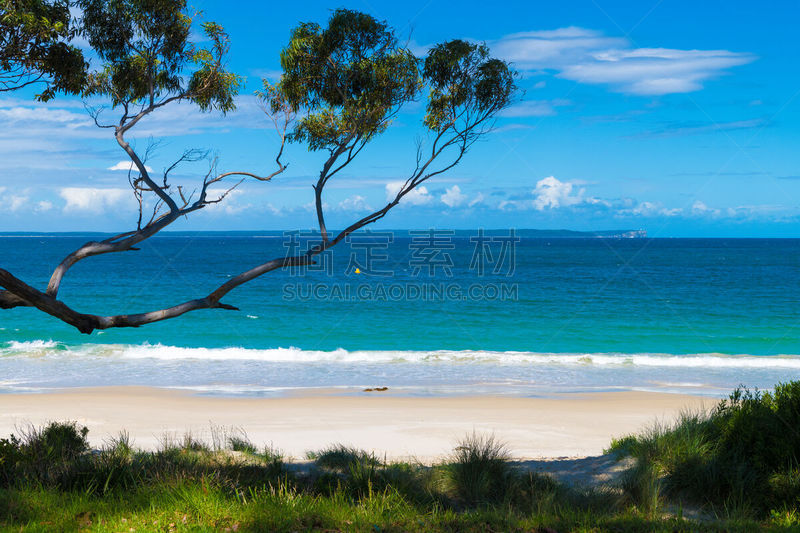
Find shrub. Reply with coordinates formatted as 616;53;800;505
20;421;89;463
613;381;800;515
0;435;21;486
714;383;800;477
769;469;800;506
0;421;91;488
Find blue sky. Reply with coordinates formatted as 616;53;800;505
1;0;799;236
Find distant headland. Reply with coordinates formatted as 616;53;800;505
511;229;647;238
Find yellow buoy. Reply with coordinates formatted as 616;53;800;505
355;268;361;274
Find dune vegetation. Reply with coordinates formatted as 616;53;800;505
3;384;800;531
609;381;800;524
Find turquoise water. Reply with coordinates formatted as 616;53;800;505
2;233;800;396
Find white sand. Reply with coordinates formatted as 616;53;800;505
0;387;711;462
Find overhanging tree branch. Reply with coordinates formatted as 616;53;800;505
0;10;516;334
0;1;291;314
0;257;307;334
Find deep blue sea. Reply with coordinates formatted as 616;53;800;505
2;232;800;397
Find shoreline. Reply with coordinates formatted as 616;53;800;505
0;386;713;461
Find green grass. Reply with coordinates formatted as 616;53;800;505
445;432;514;505
608;381;800;519
3;482;777;532
6;382;800;531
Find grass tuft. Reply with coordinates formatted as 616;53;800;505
446;432;514;506
619;459;663;516
311;444;380;472
228;435;258;454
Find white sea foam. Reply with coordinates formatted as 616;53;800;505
1;340;62;357
3;341;800;369
5;340;60;350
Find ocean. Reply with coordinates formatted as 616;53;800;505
1;232;799;397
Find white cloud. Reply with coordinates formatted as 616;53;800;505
619;201;682;217
265;203;283;216
481;183;790;222
635;118;766;138
0;187;31;213
490;179;688;218
441;185;468;207
302;200;329;212
203;188;250;215
60;187;129;213
7;195;28;212
385;181;433;206
338;195;373;212
612;200;781;220
492;124;534;134
108;161;155;173
36;200;53;212
532;176;584;210
0;106;90;125
493;27;626;67
499;199;532;211
0;105;101;146
499;99;570;118
0;94;269;162
561;48;755;95
125;96;269;138
691;200;721;217
469;193;485;207
491;27;755;95
585;197;612;208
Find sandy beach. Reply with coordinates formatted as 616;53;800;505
0;387;711;461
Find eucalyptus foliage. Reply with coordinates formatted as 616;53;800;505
269;8;421;152
0;0;86;99
265;9;517;156
79;0;240;114
423;39;516;132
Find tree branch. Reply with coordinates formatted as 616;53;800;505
0;254;310;334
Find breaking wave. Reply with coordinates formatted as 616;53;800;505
3;341;800;368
